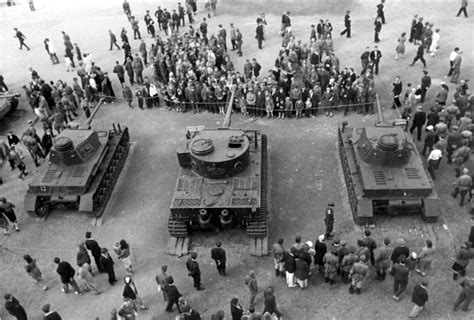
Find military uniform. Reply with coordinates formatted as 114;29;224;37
324;204;334;239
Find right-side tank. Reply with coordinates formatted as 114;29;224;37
338;97;439;224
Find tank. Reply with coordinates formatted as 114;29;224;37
338;96;439;224
168;87;269;256
0;93;20;119
23;99;130;219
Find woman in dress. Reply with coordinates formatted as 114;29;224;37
23;254;48;290
395;32;406;60
416;239;435;276
429;29;440;57
114;239;133;275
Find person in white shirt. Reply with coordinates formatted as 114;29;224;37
447;47;460;77
427;146;442;180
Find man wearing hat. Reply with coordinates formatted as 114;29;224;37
452;241;472;280
421;125;439;156
99;248;116;285
409;105;427;141
42;303;62;320
324;203;335;240
4;294;27;320
186;252;204;290
391;256;410;300
409;280;429;317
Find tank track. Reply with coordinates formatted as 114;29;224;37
337;129;374;226
91;127;130;217
168;217;189;237
246;134;268;238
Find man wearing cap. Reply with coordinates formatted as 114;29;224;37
453;276;474;312
349;255;369;294
421;125;439;156
4;294;27;320
211;241;227;276
391;256;410;300
409;106;427;141
42;304;62;320
452;241;472;279
85;231;103;273
409;280;429;317
99;248;116;285
324;203;335;240
0;198;20;233
361;230;377;266
186;252;204;290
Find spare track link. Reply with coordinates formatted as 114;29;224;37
92;128;130;217
168;217;189;237
338;129;370;225
246;134;268;238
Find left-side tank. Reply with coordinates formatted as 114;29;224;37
24;101;130;217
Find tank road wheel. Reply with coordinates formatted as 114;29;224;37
35;202;51;218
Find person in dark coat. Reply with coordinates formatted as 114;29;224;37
420;70;431;103
99;248;117;285
391;256;410;300
314;235;327;273
53;257;81;294
340;11;351;38
122;276;147;310
391;238;410;264
410;280;429;317
369;45;382;75
182;305;201;320
283;247;297;287
374;16;382;43
230;297;244;320
186;252;204;290
256;22;264;49
42;304;62;320
413;17;424;44
361;230;377;266
4;294;27;320
262;286;282;319
453;277;474;312
409;106;427;141
85;231;103;273
324;203;335;239
211;241;227;276
164;276;181;312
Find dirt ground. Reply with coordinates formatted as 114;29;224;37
0;0;474;319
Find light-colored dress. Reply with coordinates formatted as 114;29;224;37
430;32;440;53
396;36;406;55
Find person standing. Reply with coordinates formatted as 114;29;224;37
99;248;117;285
0;197;20;233
361;230;377;266
395;32;407;60
218;24;227;50
186;252;204;290
349;255;369;294
236;28;243;56
4;294;27;320
79;263;100;294
370;45;382;75
340;11;351;38
324;203;335;240
109;31;121;50
53;257;82;295
420;70;431;103
456;0;469;17
164;277;181;312
283;247;297;287
447;47;460;76
323;248;339;285
13;28;30;50
230;298;244;320
409;14;418;43
409;44;427;68
376;1;386;24
452;168;472;206
272;238;285;277
374;16;382;43
122;276;148;310
453;277;474;312
113;61;125;86
230;23;237;50
262;286;282;319
200;17;208;38
391;256;410;301
156;265;171;301
360;47;370;74
132;54;144;85
409;280;429;318
211;241;227;276
245;270;259;308
409;106;427;141
452;241;472;279
131;16;141;40
392;76;403;109
256;22;264;50
85;231;103;273
451;50;463;84
23;254;48;290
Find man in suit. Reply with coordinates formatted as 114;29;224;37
409;106;427;141
164;276;182;312
420;70;431;103
42;304;62;320
186;252;204;290
256;22;264;49
409;280;429;318
53;257;81;295
369;45;382;75
99;248;117;285
218;24;227;50
211;241;227;276
85;231;103;273
340;11;351;38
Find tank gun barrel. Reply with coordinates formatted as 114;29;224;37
376;94;384;123
222;85;236;129
81;98;105;129
0;93;21;99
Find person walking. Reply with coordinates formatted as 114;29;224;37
409;106;427;141
340;11;351;38
0;197;20;233
391;256;410;301
211;241;227;276
79;263;101;295
123;276;148;310
164;276;181;312
53;257;82;295
409;280;429;318
452;241;472;280
262;286;282;319
186;252;204;290
4;294;28;320
155;265;171;301
109;30;121;50
13;28;30;50
409;44;427;68
132;54;144;85
23;254;48;290
114;239;133;275
99;248;117;285
245;270;259;308
85;231;103;273
456;0;469;17
370;45;382;75
453;277;474;312
416;240;435;276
